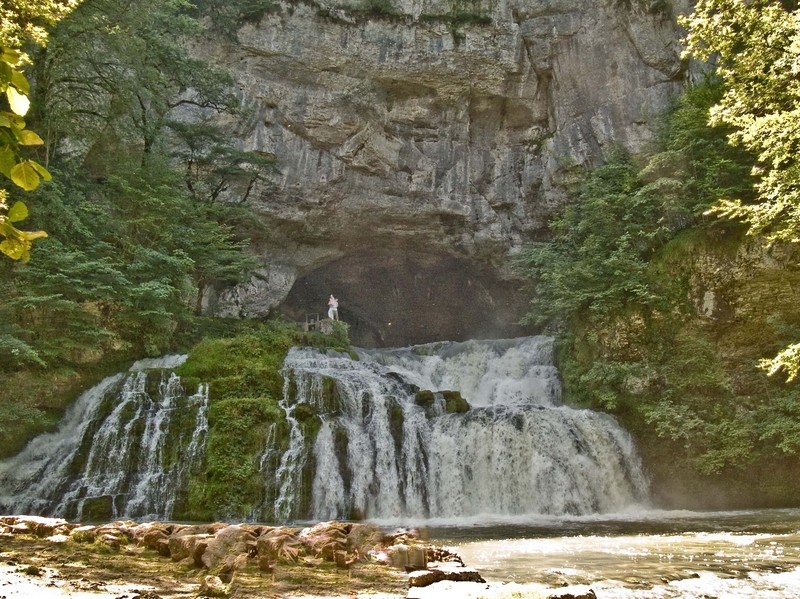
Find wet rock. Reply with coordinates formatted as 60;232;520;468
168;533;210;562
98;533;122;551
348;522;384;555
407;545;427;570
408;569;445;587
258;554;275;573
0;516;71;538
155;538;171;558
442;390;469;414
257;527;304;563
414;390;435;408
431;563;485;583
384;527;420;546
426;547;463;565
547;588;597;599
408;564;485;587
46;534;70;543
300;521;350;560
97;520;136;541
138;527;170;551
387;544;408;569
21;564;42;576
80;495;114;521
218;553;248;583
132;521;172;546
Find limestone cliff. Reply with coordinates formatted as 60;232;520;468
204;0;692;346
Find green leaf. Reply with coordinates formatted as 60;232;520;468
1;47;22;66
16;129;44;146
6;87;29;116
30;161;52;181
0;61;10;88
10;161;40;191
0;145;14;177
10;70;29;96
7;201;28;223
20;229;48;241
0;237;26;261
0;111;25;128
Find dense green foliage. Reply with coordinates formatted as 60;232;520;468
520;81;752;332
682;0;800;382
519;80;800;490
0;0;274;452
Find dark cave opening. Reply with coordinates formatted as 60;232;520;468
274;249;530;348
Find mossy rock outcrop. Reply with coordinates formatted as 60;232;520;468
414;390;435;408
414;389;470;414
441;390;469;413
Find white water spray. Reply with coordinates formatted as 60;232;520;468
1;338;648;523
0;356;207;521
271;336;649;521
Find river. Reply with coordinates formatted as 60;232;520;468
407;508;800;598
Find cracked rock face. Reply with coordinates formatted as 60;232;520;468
207;0;690;345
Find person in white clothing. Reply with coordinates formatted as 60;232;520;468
327;294;339;320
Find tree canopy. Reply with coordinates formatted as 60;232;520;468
0;0;80;51
682;0;800;380
1;0;269;383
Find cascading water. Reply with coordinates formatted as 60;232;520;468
0;336;648;523
0;355;207;521
269;336;649;522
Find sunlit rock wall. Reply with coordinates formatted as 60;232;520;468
205;0;692;344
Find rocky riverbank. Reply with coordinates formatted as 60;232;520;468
0;516;598;599
0;516;449;598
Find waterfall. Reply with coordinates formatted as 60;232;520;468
272;336;649;521
0;356;207;521
0;337;648;523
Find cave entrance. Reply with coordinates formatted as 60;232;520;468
274;249;529;348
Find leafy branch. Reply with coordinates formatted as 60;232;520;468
0;46;50;262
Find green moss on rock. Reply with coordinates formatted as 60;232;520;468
442;390;469;413
81;496;115;522
414;390;435;408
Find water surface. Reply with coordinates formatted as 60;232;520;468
422;509;800;598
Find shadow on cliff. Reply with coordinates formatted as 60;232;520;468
274;249;530;348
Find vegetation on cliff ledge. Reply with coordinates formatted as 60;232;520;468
175;319;351;521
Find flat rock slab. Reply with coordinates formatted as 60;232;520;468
408;565;485;587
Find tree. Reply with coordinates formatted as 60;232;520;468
682;0;800;380
33;0;238;173
0;1;80;261
0;1;80;51
517;155;671;329
167;118;275;205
